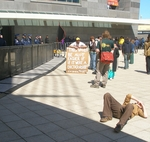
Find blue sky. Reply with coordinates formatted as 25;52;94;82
139;0;150;19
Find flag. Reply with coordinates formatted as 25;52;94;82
57;25;65;42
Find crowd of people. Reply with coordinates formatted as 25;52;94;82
1;31;149;133
66;31;150;89
68;31;149;133
14;34;50;46
87;33;150;88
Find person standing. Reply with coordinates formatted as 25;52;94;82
14;34;21;45
0;34;6;46
100;93;148;133
69;37;87;49
144;34;150;75
90;30;114;88
134;37;139;53
118;36;124;50
130;39;135;64
108;43;120;80
34;35;39;44
45;35;50;43
21;34;28;45
27;34;32;45
122;37;132;69
0;34;7;68
89;36;97;73
38;35;44;44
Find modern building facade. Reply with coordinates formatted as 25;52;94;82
0;0;149;45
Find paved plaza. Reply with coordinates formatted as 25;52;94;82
0;50;150;142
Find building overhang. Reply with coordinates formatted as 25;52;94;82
0;12;150;26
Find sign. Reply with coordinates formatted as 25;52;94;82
66;48;88;74
107;0;119;6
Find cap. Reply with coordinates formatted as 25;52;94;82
15;34;19;37
22;33;26;36
76;37;80;41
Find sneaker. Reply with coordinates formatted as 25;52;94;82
101;84;106;88
90;84;99;88
114;124;124;133
92;71;96;74
100;117;112;122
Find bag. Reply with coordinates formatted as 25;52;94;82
100;52;114;64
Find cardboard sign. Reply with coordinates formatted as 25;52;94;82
66;48;88;74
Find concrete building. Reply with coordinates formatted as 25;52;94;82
138;25;150;39
0;0;150;45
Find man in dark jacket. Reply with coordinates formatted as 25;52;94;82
122;37;132;69
0;34;6;46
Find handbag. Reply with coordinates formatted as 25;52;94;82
100;52;114;64
99;41;114;64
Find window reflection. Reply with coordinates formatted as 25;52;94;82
31;0;79;3
54;0;79;3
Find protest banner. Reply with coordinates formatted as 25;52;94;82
66;47;88;74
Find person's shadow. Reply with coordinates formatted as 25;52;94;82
135;70;147;74
118;66;124;69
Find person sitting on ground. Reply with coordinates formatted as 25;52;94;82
100;93;148;133
69;37;87;49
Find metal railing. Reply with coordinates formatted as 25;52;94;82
0;41;90;80
0;44;54;80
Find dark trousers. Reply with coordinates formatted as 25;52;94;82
102;93;134;126
146;56;150;73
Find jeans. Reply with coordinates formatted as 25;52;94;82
124;54;130;69
90;51;96;70
146;56;150;73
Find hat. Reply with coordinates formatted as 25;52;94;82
15;34;19;37
76;37;80;41
22;33;26;36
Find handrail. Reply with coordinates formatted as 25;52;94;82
0;43;54;80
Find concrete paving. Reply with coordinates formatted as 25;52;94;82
0;50;150;142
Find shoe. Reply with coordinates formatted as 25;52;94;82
92;71;96;74
101;84;106;88
90;84;99;88
100;117;112;122
114;124;124;133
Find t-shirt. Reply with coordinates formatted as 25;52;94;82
97;38;114;52
70;41;86;47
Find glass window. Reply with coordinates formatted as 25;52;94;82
31;0;80;3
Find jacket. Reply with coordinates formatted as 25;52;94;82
122;94;145;118
122;40;132;54
144;41;150;56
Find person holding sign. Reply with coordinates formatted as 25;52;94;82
69;37;87;49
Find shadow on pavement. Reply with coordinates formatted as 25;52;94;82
0;94;146;142
134;70;147;74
